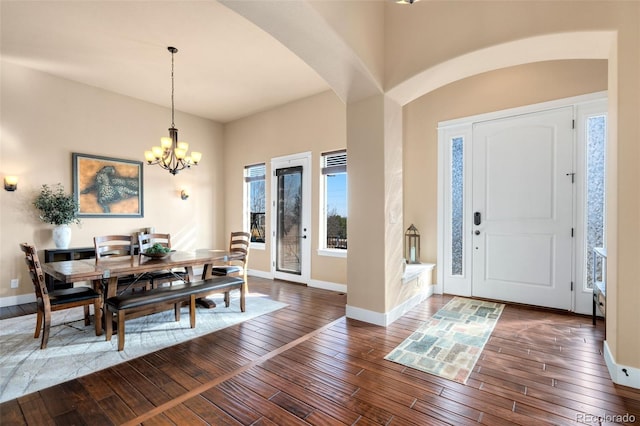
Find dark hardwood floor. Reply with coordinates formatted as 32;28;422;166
1;277;638;425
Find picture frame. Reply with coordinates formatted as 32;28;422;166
72;153;144;218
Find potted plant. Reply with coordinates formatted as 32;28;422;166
33;183;81;249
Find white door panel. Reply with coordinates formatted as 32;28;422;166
472;107;574;310
484;233;554;286
485;128;554;220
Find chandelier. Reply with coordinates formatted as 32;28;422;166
144;46;202;175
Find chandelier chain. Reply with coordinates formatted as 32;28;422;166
171;49;175;128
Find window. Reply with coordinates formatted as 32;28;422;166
450;136;464;276
244;163;266;244
320;150;347;253
585;114;606;289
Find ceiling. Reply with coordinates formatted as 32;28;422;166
0;1;331;123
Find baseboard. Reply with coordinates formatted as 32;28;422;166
346;285;435;327
247;269;273;280
0;293;36;308
308;279;347;293
604;340;640;389
247;272;347;294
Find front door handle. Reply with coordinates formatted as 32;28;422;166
474;212;482;226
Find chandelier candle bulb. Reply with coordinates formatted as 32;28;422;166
161;137;173;149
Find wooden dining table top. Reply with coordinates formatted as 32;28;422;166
41;249;241;285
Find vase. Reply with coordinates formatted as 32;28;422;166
53;225;71;249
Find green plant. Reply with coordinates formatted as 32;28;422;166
145;243;171;254
33;183;81;226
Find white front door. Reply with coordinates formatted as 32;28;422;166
270;152;311;284
471;107;574;309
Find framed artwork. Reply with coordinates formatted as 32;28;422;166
72;153;144;218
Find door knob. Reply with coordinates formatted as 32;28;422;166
475;230;481;235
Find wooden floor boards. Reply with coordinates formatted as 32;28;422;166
1;277;638;425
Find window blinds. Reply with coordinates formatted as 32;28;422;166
321;150;347;175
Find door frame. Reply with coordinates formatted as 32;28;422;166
437;91;607;313
270;151;312;284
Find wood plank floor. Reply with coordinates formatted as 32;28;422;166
1;277;638;425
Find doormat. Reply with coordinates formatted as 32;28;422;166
385;297;504;384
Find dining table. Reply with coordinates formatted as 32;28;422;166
40;249;242;335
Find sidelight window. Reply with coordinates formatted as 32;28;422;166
451;137;464;276
584;115;606;289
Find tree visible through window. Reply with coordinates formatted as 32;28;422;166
321;150;347;250
245;163;265;243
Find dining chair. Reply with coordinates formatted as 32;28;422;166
137;232;188;288
204;231;250;311
20;243;102;349
94;234;151;295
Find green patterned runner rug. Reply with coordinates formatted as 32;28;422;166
385;297;505;384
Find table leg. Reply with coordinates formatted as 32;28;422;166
94;276;120;334
195;265;217;309
92;278;104;336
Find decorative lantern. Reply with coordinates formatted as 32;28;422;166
405;224;421;264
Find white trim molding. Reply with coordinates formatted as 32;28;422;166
0;293;36;308
346;285;435;327
317;249;347;258
308;279;347;294
247;269;273;280
604;341;640;389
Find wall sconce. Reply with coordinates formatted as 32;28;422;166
180;189;189;200
405;224;421;264
4;176;18;191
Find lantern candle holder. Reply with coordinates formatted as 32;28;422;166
405;224;421;264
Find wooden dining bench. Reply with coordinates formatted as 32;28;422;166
104;276;245;351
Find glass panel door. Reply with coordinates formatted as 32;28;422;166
276;166;302;274
270;152;311;284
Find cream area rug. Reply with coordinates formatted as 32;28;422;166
0;292;286;403
385;297;504;384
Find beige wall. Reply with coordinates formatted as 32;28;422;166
310;0;385;88
385;1;615;91
0;61;226;301
223;90;347;284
